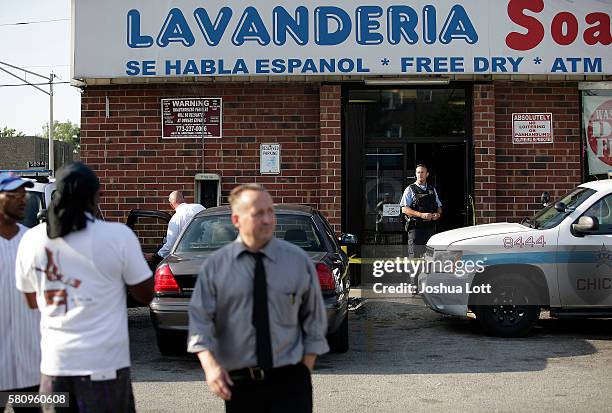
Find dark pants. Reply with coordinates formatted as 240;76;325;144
39;368;135;413
408;224;436;258
3;385;40;413
225;364;312;413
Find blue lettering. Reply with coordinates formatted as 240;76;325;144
142;61;156;75
234;59;249;74
507;57;523;72
422;5;436;44
585;58;602;73
232;7;271;46
183;60;199;75
439;5;478;44
166;60;181;75
401;57;415;72
302;59;318;73
218;60;232;75
127;10;153;48
272;59;286;73
157;8;195;47
256;59;270;73
356;58;370;72
287;59;302;73
474;57;489;72
551;58;568;73
201;60;216;74
450;57;464;72
338;58;354;73
126;60;141;75
193;7;232;46
356;6;383;45
273;6;308;46
387;6;418;45
315;7;351;45
320;59;336;73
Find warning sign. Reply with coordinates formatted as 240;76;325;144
512;113;553;144
161;98;222;139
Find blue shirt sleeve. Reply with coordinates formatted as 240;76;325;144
434;188;442;208
400;186;414;207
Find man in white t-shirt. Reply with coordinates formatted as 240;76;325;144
0;173;41;412
145;191;204;264
15;163;153;413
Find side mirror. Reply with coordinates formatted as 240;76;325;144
554;202;567;212
338;233;358;245
541;191;550;206
572;216;599;234
37;209;48;224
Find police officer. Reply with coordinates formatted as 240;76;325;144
400;164;442;258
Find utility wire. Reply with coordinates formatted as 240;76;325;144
0;81;70;88
0;18;69;27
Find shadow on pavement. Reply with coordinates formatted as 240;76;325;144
129;299;609;382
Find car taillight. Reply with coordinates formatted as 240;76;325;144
316;263;336;291
154;264;180;293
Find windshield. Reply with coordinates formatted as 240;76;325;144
530;187;596;230
20;191;44;228
175;213;326;253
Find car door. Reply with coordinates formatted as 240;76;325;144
557;194;612;308
126;209;172;271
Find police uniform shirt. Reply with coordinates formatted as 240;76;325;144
400;182;442;209
187;236;329;371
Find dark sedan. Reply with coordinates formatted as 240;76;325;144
148;204;354;355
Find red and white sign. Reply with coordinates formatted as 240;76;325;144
584;96;612;175
161;98;222;139
512;113;553;144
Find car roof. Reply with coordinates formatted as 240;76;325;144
579;179;612;192
196;203;317;217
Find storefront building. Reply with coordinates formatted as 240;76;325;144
73;0;612;245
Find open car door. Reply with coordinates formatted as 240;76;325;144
126;209;172;271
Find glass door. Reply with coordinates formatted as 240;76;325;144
363;147;405;245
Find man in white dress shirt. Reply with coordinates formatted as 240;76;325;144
145;191;204;265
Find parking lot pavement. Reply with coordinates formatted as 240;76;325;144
129;299;612;413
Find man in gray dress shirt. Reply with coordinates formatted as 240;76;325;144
188;183;329;413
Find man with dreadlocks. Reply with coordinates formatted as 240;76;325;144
15;163;153;413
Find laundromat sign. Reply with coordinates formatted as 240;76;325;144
72;0;612;78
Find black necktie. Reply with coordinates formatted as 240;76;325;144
250;252;273;368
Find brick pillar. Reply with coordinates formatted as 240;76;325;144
473;84;497;224
319;84;342;232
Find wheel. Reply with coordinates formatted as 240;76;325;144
327;311;349;353
155;331;187;356
473;275;540;337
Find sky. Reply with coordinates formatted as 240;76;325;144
0;0;79;136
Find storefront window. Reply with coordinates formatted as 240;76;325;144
348;88;466;139
582;86;612;180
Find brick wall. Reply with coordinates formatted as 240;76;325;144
472;84;497;224
494;81;582;222
80;83;342;231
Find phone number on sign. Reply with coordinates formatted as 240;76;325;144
1;392;69;407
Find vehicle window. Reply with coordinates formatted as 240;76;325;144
131;216;168;250
582;194;612;234
532;188;596;230
175;213;325;253
20;192;44;228
275;215;324;251
318;215;340;252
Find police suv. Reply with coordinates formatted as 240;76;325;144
420;180;612;337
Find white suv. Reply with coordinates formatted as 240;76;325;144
420;180;612;337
